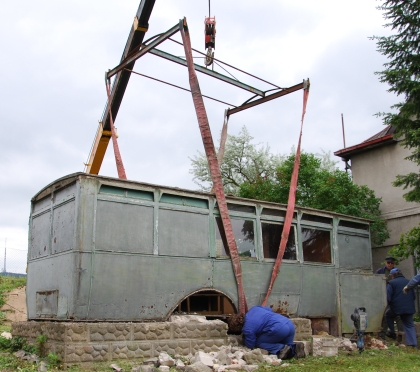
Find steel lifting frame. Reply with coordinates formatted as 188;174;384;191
85;11;307;175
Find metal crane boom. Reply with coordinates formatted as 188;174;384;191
86;0;156;174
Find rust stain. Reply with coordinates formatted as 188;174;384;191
272;300;290;315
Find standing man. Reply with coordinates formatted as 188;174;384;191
386;268;417;347
375;256;396;280
376;256;397;338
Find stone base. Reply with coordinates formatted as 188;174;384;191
311;336;339;357
291;318;312;341
12;316;228;365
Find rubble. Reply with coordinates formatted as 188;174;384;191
111;332;369;372
366;337;388;350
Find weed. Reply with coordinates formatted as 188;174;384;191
0;336;10;350
36;334;47;357
46;352;60;368
9;336;26;352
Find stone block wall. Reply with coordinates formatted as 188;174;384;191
12;317;314;365
12;319;228;364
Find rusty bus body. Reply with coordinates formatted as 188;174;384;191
27;173;386;335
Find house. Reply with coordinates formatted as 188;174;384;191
334;126;420;277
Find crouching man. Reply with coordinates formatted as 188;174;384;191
232;306;305;359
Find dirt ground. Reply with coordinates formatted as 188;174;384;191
1;286;27;323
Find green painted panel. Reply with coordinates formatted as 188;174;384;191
340;273;386;333
160;194;208;209
127;189;154;201
99;185;126;196
298;265;336;316
89;254;212;320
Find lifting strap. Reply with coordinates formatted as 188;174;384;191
180;19;248;314
105;79;127;180
261;81;310;306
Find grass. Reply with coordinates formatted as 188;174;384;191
0;345;417;371
0;275;26;332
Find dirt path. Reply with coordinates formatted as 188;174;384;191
1;286;27;323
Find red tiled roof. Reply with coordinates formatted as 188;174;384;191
334;125;396;159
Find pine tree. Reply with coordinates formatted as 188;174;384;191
373;0;420;201
374;1;420;267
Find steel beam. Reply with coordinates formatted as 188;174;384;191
149;48;265;97
107;24;180;80
86;0;156;174
227;81;305;116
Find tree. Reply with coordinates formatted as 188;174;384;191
189;126;284;195
372;0;420;201
373;1;420;265
239;152;390;246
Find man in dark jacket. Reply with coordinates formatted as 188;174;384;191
375;256;396;281
241;306;305;359
386;268;417;347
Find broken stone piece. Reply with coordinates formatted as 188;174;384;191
215;350;231;365
243;349;264;364
0;332;11;339
14;350;26;359
263;355;280;365
38;361;48;372
158;352;175;367
194;351;214;367
110;364;123;371
176;359;186;370
158;366;170;372
185;361;213;372
143;357;159;366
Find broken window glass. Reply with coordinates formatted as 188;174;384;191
261;223;297;260
215;217;255;258
302;228;331;263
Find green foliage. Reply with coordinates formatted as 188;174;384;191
46;352;60;368
372;1;420;260
389;225;420;268
372;1;420;200
36;334;47;357
189;126;284;194
0;336;11;350
9;336;26;352
239;152;390;246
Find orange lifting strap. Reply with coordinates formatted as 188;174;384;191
262;83;310;306
180;19;248;314
105;79;127;180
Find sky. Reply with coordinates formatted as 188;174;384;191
0;0;397;259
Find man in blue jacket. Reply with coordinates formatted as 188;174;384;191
386;268;417;347
241;306;305;359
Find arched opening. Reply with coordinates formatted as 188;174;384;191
172;289;237;318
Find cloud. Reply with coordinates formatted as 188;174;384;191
0;0;396;250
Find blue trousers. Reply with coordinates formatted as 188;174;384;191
385;308;417;347
256;319;296;354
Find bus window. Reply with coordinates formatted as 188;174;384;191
262;223;297;260
215;217;255;258
302;228;331;263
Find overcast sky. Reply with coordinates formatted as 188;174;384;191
0;0;397;255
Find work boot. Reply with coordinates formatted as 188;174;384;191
386;330;397;339
277;345;292;360
294;342;306;359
